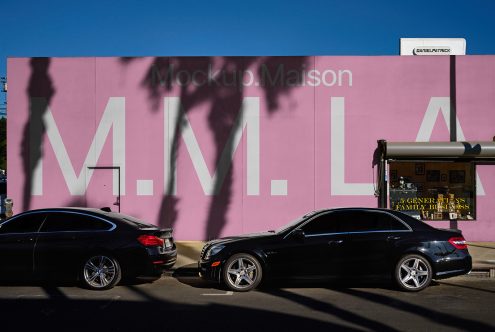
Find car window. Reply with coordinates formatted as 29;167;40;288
390;210;433;231
337;211;410;232
302;212;342;235
40;212;113;232
0;213;46;234
300;210;410;235
339;211;390;233
383;213;410;231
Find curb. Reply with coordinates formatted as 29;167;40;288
469;268;495;278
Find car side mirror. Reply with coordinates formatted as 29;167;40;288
291;228;305;240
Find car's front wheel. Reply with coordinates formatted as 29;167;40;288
223;253;262;292
81;254;122;290
395;254;432;292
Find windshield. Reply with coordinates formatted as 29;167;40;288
275;210;322;233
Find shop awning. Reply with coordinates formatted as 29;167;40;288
384;141;495;159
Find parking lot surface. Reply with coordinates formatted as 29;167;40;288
0;273;493;332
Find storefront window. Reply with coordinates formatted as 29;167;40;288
389;161;475;220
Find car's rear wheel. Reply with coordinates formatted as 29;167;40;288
223;253;262;292
81;254;121;290
395;254;432;292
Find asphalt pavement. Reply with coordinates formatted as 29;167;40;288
0;274;493;332
0;241;494;332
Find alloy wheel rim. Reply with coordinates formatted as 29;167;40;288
226;257;258;289
83;256;116;288
399;257;430;289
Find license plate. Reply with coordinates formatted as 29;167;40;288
158;239;172;253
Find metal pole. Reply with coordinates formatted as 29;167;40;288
450;55;457;142
377;140;387;208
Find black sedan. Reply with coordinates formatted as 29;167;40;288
0;207;177;290
199;208;472;292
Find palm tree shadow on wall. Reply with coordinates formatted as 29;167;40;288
121;56;308;239
21;58;55;211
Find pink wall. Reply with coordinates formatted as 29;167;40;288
7;56;495;241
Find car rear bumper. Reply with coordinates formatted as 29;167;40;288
138;246;178;277
433;251;472;279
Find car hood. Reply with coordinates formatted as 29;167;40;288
206;231;276;247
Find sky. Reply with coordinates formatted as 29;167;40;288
1;0;495;111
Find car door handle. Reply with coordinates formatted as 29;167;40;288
328;240;344;245
387;236;401;241
16;238;35;242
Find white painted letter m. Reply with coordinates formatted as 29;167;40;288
31;97;126;196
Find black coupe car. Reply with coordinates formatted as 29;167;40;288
199;208;472;292
0;207;177;290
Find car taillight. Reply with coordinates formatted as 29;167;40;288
448;236;468;250
138;235;164;247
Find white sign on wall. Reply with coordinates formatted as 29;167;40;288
400;38;466;56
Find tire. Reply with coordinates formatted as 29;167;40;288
81;254;122;290
394;254;432;292
222;253;263;292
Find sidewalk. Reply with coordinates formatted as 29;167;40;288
466;242;495;277
173;241;495;277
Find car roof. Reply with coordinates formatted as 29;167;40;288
310;207;433;230
313;207;401;214
16;207;110;215
0;208;115;223
5;207;160;230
